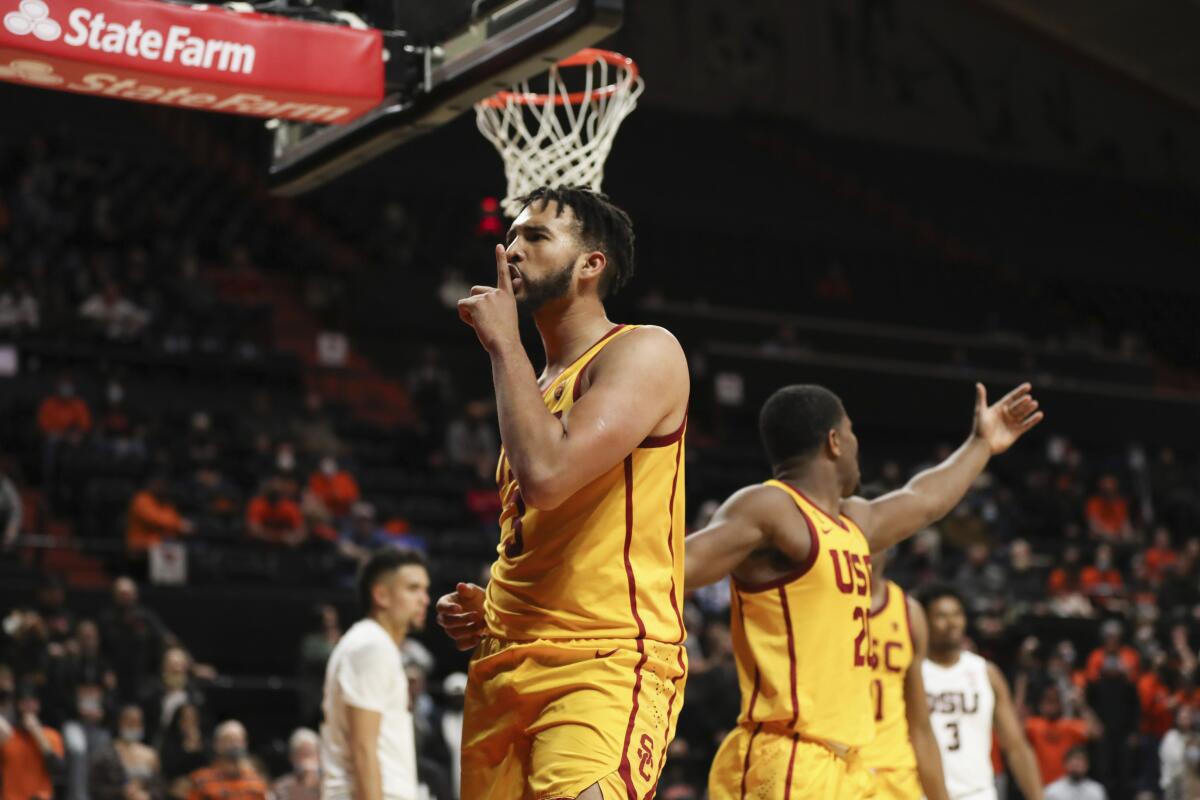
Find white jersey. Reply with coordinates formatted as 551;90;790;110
923;651;998;800
321;619;417;800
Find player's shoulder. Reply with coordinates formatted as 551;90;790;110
605;324;685;361
340;620;397;655
724;482;800;519
586;324;688;391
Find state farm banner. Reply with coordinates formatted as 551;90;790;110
0;0;383;122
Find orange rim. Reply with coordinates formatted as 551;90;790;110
479;48;639;108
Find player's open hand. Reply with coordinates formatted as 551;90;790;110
457;245;521;355
972;382;1044;455
436;582;487;651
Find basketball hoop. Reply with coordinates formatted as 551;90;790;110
475;48;644;217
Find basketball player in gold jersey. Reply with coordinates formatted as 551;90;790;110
861;549;949;800
436;187;690;800
686;381;1043;798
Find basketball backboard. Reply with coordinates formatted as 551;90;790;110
267;0;623;195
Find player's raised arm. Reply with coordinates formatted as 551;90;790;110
683;485;792;589
843;383;1043;553
904;596;951;800
990;661;1045;800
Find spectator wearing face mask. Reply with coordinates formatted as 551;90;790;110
1045;747;1107;800
270;728;321;800
1086;620;1141;683
61;683;112;800
0;682;65;800
307;457;360;520
185;720;268;800
90;705;163;800
1161;706;1200;800
1080;544;1125;611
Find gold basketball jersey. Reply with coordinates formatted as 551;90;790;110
860;580;918;772
730;480;875;747
484;324;687;643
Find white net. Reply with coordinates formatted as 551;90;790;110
475;50;644;217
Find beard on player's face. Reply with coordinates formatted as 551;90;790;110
516;259;575;313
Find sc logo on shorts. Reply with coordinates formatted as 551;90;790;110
636;733;655;781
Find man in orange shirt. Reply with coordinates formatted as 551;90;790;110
0;684;64;800
1086;620;1140;683
1024;685;1100;785
187;720;268;800
1079;544;1124;611
307;457;360;519
127;477;194;555
1144;527;1178;584
247;478;306;546
1084;475;1132;541
36;375;92;439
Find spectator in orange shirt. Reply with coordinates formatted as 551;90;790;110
1144;527;1178;585
1080;544;1125;610
36;374;92;439
307;457;360;520
127;477;194;556
1025;684;1100;785
186;720;268;800
1084;474;1133;541
0;683;64;800
247;478;306;547
1086;620;1141;683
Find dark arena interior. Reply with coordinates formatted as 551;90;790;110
1;0;1199;798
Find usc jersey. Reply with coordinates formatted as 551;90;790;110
483;323;688;643
860;580;918;772
730;480;875;747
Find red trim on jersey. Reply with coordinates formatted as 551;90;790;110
618;638;649;798
617;454;650;798
870;582;891;618
783;734;800;800
732;500;820;594
779;481;850;531
665;437;686;643
740;723;763;800
746;668;761;723
779;586;800;727
737;590;763;723
570;323;628;401
623;455;648;639
640;413;687;448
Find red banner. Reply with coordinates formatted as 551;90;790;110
0;0;383;123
